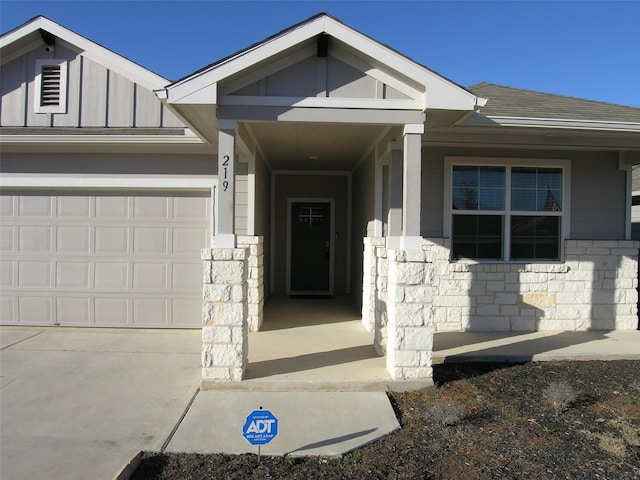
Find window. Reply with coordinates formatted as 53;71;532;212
446;159;568;261
34;59;68;114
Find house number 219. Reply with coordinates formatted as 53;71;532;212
222;155;230;192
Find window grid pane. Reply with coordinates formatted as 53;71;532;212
511;167;562;212
452;166;505;211
452;215;503;260
510;216;561;260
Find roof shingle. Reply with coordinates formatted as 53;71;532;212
468;82;640;124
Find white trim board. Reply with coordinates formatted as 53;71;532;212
0;175;217;190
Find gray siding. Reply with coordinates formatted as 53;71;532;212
0;152;216;176
0;45;183;129
571;153;625;239
254;154;271;295
351;151;376;305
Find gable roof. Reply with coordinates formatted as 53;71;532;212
0;15;169;91
469;82;640;125
163;13;485;112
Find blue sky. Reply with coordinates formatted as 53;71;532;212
2;1;639;107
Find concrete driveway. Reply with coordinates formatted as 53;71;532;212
0;327;202;480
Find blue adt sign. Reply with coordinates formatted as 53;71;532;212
242;409;278;446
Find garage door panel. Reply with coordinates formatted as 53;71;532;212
57;196;91;217
95;298;129;325
0;225;13;252
0;196;13;216
19;296;51;324
133;227;167;254
172;263;202;290
18;261;51;288
57;297;90;325
133;298;167;326
19;196;51;217
133;263;167;290
18;225;51;252
56;262;90;289
174;196;208;219
1;261;13;287
95;227;129;254
173;227;207;255
95;262;128;289
96;196;129;218
1;297;15;323
57;226;91;253
134;196;168;219
2;191;210;328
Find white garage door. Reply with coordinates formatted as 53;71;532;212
0;191;211;328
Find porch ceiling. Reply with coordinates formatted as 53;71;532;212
247;122;388;170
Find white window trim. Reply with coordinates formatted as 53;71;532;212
444;157;571;262
34;59;68;114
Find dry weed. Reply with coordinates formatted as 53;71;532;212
543;381;577;414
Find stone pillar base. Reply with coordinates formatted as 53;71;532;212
201;247;248;383
386;247;434;380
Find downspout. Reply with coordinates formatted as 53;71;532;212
619;151;633;240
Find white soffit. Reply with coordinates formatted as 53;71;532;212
0;16;169;91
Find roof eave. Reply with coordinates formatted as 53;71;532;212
461;113;640;133
1;16;169;91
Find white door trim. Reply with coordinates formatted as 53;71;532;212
286;197;335;296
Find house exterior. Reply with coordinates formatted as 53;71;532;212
2;14;640;384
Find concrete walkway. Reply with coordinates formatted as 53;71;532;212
1;312;639;479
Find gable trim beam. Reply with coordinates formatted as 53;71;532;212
219;96;421;110
216;106;425;124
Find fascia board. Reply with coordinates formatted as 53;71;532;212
167;82;218;105
167;19;325;102
323;18;480;111
464;115;640;133
1;17;169;91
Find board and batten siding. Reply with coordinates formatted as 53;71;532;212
0;44;183;129
227;54;410;101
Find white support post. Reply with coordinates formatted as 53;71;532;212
401;124;424;250
217;120;237;248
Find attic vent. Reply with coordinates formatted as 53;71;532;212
34;59;68;114
40;65;61;106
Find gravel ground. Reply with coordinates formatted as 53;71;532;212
131;360;640;479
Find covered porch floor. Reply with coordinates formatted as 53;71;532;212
235;296;640;391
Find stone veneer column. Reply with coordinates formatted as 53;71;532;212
201;246;248;383
386;248;434;380
374;246;389;355
362;237;385;332
237;235;264;332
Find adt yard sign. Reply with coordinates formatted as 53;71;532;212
242;409;278;446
